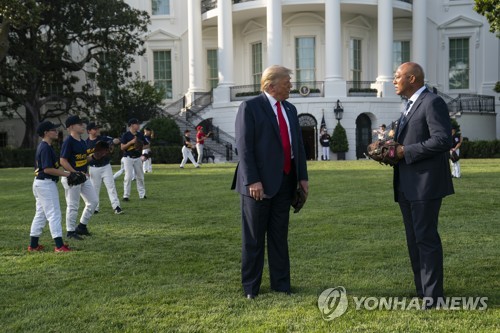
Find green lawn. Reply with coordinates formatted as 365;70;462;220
0;160;498;332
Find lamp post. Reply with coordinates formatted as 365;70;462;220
332;99;347;160
334;99;344;123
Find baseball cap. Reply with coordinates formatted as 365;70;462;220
37;121;60;137
128;118;140;126
65;115;84;128
87;122;101;131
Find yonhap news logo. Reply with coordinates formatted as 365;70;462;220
317;287;348;321
318;286;488;320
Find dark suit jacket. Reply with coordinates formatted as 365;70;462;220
233;93;308;198
394;88;454;202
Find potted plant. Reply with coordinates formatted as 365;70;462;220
330;122;349;160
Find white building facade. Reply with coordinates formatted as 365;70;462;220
1;0;499;160
124;0;499;160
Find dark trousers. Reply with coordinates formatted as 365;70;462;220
240;171;295;296
398;191;444;302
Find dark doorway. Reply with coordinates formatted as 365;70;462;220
356;114;372;159
298;114;318;160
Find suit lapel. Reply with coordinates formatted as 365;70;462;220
397;89;428;140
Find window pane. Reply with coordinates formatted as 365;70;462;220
153;51;172;99
393;41;410;72
152;0;170;15
449;38;469;89
295;37;316;84
350;38;362;85
207;49;218;90
251;42;262;88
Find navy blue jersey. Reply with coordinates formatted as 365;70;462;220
60;135;89;172
121;131;149;158
183;135;193;148
35;141;60;182
86;135;113;167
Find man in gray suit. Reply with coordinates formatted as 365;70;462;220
232;65;309;299
393;62;454;308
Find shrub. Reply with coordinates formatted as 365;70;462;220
330;122;349;153
461;140;500;158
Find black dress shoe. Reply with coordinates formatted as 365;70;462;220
246;294;256;299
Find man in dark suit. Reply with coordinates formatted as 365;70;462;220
232;65;309;299
393;62;454;307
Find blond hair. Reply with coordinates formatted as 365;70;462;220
260;65;293;92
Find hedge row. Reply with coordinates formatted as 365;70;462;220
0;145;183;168
461;140;500;158
2;140;500;168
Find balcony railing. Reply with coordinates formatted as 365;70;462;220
202;0;257;14
347;81;378;97
230;81;324;101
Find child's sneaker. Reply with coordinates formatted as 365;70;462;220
54;244;72;252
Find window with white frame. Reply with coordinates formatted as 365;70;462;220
295;37;316;84
207;49;218;90
152;0;170;15
449;37;470;90
251;42;262;89
153;50;173;99
393;41;410;72
350;38;362;87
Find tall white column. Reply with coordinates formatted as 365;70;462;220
377;0;393;82
187;0;203;94
324;0;346;97
372;0;396;97
267;0;282;66
213;0;233;103
412;0;427;74
217;0;234;87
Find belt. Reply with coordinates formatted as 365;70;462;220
35;177;58;183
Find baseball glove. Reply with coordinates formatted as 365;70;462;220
134;139;144;152
67;172;87;186
367;140;403;166
291;188;307;214
450;150;460;163
93;140;111;160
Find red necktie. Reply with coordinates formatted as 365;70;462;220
276;102;291;174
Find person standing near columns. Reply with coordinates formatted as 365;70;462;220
232;65;309;299
392;62;454;308
319;128;331;160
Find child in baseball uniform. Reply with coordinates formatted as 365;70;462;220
86;122;123;215
142;127;153;173
29;121;72;252
180;129;200;168
120;118;149;201
60;115;99;240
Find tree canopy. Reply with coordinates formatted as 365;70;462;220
474;0;500;35
0;0;150;148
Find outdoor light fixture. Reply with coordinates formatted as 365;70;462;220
334;99;344;122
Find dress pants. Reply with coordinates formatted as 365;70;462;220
241;169;296;296
398;191;444;303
